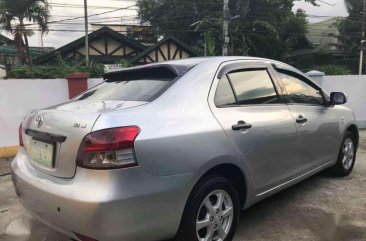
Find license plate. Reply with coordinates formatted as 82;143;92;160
31;140;54;168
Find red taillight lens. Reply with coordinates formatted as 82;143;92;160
76;126;140;169
19;123;24;146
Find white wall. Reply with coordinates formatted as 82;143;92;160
0;75;365;148
0;79;68;146
321;75;366;128
0;78;103;147
87;78;104;89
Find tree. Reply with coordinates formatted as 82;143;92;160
229;1;310;59
335;0;364;72
313;64;352;75
344;0;361;10
136;0;317;61
204;32;217;56
137;0;224;49
0;0;50;70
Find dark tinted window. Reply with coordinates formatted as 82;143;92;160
278;72;324;105
76;78;172;102
228;69;278;105
215;76;236;107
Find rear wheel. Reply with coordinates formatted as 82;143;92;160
176;175;240;241
330;131;357;176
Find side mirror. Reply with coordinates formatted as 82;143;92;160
330;92;347;105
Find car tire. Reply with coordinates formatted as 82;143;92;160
330;131;357;177
176;174;240;241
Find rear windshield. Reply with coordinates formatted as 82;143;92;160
76;78;173;102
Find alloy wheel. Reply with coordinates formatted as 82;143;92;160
342;137;355;170
196;190;234;241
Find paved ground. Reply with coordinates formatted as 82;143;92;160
1;131;366;241
0;158;11;177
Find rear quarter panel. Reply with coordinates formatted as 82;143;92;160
92;59;243;178
92;59;252;221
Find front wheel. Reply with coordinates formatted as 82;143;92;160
330;131;357;176
176;175;240;241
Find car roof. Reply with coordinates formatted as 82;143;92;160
104;57;303;79
104;58;208;79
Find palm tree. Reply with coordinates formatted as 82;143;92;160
0;0;49;69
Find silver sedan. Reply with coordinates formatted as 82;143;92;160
12;57;359;241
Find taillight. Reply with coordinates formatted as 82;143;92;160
19;123;24;146
76;126;140;170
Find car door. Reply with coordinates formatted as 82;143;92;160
273;66;340;169
209;61;304;196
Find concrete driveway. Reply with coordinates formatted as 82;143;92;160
1;131;366;241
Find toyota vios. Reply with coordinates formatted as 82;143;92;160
12;57;359;241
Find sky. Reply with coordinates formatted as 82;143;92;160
0;0;349;49
293;0;348;22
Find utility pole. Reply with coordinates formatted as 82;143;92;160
222;0;229;56
359;0;366;75
84;0;90;68
204;41;207;56
41;33;44;52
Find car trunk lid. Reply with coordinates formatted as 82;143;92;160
22;100;147;178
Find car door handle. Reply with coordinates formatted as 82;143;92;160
296;115;308;124
232;121;252;131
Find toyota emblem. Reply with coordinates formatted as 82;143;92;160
35;115;44;128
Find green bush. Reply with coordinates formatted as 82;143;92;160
6;66;29;79
313;65;352;76
115;59;132;67
6;52;106;79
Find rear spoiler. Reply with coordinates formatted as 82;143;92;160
103;64;194;81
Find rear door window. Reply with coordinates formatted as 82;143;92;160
227;69;279;105
215;76;237;107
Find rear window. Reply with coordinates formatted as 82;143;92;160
76;78;173;102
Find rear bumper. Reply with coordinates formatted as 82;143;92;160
11;148;193;241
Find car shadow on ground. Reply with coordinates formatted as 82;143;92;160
234;171;366;241
162;169;366;241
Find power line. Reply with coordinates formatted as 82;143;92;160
25;4;137;27
41;11;350;25
48;3;137;10
19;27;362;38
17;3;362;41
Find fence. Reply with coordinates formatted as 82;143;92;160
0;73;365;157
0;77;103;157
308;71;366;129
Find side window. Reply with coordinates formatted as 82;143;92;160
278;72;325;105
214;76;237;107
228;69;279;105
